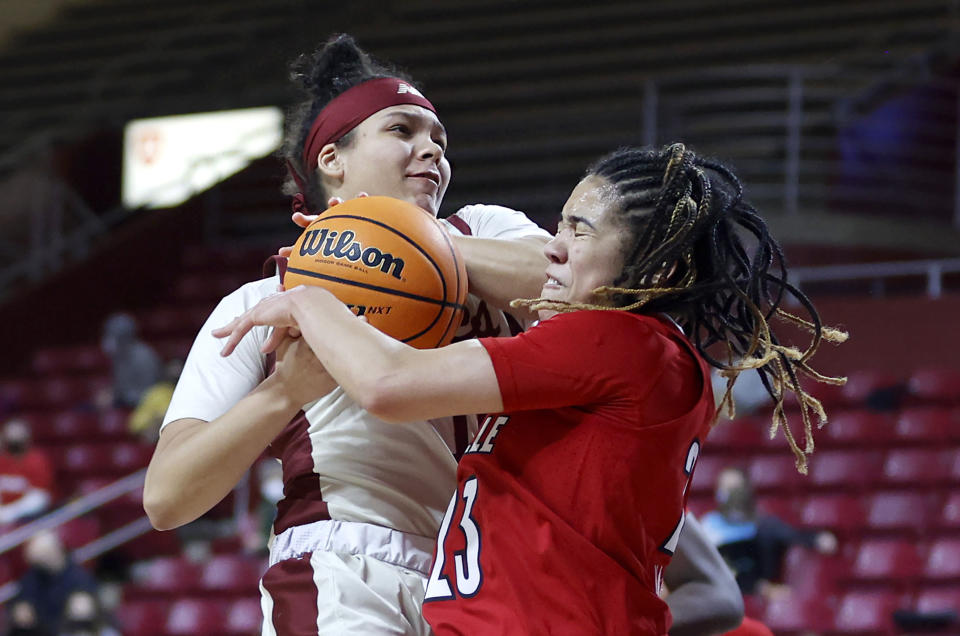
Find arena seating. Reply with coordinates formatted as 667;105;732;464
0;1;957;633
0;251;957;635
698;381;960;635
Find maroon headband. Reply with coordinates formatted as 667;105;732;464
300;77;436;173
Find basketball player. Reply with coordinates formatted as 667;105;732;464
147;34;748;635
215;143;845;634
143;34;550;635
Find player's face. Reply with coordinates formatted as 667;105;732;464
540;175;627;319
331;105;450;216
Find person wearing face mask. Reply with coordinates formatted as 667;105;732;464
15;532;98;636
0;418;53;526
702;467;838;599
215;143;845;635
99;313;161;410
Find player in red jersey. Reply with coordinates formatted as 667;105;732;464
216;143;844;634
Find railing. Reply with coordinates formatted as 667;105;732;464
792;258;960;298
0;467;253;604
1;27;959;299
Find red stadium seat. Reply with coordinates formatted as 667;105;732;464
821;410;896;448
152;337;194;361
133;557;202;595
834;591;902;632
77;478;112;497
200;555;264;594
123;529;182;561
748;454;806;494
226;598;263;634
116;600;170;636
840;370;902;406
52;411;100;440
850;539;923;583
137;305;210;339
896;407;954;444
800;378;846;411
801;495;867;536
41;377;92;410
165;599;226;635
763;595;834;633
110;443;153;473
756;495;801;527
924;539;960;581
939;492;960;531
948;448;960;484
867;492;936;534
20;412;57;443
706;415;767;452
808;449;884;491
0;379;47;411
783;547;846;599
31;345;108;375
909;367;960;404
57;517;100;551
915;586;960;613
882;449;950;487
98;408;130;436
62;443;114;477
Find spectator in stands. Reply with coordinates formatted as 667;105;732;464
57;590;119;636
4;599;47;636
702;467;837;598
98;313;161;409
0;418;54;526
16;531;99;635
127;358;183;443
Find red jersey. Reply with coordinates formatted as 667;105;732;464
423;311;714;636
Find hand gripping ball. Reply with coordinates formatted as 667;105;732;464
285;196;468;348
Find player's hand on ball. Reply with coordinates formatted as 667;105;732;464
278;192;370;257
213;288;308;356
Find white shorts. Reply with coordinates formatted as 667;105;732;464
259;519;435;636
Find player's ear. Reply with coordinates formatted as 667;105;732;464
317;143;345;183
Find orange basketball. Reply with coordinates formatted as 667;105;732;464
285;196;468;349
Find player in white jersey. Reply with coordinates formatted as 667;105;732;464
145;34;746;636
143;35;549;635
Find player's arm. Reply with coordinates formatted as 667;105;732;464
449;234;549;319
144;337;335;530
664;513;745;636
215;285;504;423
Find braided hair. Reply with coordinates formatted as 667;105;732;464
514;143;847;473
280;34;419;210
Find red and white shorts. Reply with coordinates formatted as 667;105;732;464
259;519;435;635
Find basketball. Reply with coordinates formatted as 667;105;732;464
285;196;468;349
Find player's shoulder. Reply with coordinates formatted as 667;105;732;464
219;275;280;309
445;203;549;238
545;309;664;334
450;203;524;221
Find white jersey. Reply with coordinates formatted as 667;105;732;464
163;204;550;545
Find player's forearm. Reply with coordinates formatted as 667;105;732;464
451;235;548;315
289;287;503;422
143;376;301;530
289;287;416;417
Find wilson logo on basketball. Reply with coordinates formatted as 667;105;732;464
299;228;405;279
